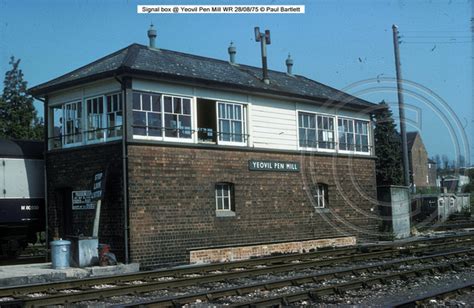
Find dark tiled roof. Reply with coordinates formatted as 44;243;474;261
30;44;374;110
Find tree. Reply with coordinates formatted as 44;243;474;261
0;56;43;140
373;101;403;186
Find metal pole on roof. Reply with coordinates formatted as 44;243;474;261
392;24;410;187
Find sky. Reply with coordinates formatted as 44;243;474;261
0;0;472;164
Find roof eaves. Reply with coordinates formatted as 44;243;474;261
127;69;375;113
28;44;137;96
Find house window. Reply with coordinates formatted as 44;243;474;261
63;101;82;145
215;183;234;212
298;112;335;149
218;102;246;143
132;92;162;137
317;115;335;149
106;93;123;138
354;120;369;152
299;113;316;148
86;96;105;142
312;183;328;208
338;118;354;151
164;95;192;139
338;118;369;153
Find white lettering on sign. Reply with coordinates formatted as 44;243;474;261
248;160;300;172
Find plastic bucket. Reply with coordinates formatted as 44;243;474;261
50;239;71;269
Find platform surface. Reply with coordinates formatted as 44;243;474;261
0;262;140;287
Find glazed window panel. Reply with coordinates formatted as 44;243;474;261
163;95;192;139
106;93;122;138
338;118;370;153
312;183;328;208
298;112;317;148
86;96;105;142
218;102;245;143
317;115;335;149
338;118;355;151
63;101;82;145
354;120;369;152
215;183;234;212
132;92;162;137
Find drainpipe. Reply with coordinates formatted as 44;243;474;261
115;75;130;264
33;94;49;261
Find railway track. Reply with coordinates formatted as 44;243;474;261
390;280;474;307
119;249;474;307
1;232;474;307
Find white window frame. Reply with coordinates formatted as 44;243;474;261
62;101;83;148
337;117;370;155
132;92;194;144
314;183;328;208
85;95;106;144
215;183;234;212
163;95;193;143
106;93;123;140
217;101;247;146
132;91;163;141
297;111;336;153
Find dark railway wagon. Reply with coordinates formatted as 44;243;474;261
0;139;45;256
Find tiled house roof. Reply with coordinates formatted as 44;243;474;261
30;43;374;110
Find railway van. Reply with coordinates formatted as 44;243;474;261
0;139;45;256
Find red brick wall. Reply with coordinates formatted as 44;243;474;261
46;142;125;261
127;144;379;268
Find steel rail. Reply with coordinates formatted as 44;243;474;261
391;280;474;307
114;249;474;307
2;236;472;302
3;232;473;299
231;259;474;308
1;233;474;307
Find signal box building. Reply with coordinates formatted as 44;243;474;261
30;28;379;268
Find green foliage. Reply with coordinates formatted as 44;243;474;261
0;56;43;140
373;102;403;186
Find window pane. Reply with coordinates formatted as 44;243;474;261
148;112;162;136
164;96;172;113
217;198;223;210
107;96;112;112
308;130;316;147
165;114;178;137
133;111;146;135
309;115;316;128
223;197;230;210
299;128;306;146
182;99;191;115
142;94;151;111
152;95;160;112
226;104;233;119
234;105;241;120
173;97;181;113
179;115;192;138
133;93;141;110
216;185;223;196
98;97;103;113
218;103;226;118
232;121;243;142
317;116;322;129
220;119;230;141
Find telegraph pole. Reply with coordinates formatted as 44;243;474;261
392;24;410;187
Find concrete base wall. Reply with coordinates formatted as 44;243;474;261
190;236;356;264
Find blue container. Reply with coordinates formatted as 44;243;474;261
50;239;71;269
